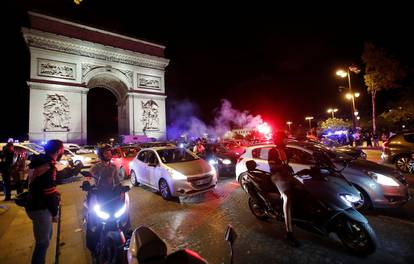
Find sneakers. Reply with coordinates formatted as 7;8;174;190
285;232;301;247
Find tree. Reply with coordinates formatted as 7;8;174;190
376;90;414;131
361;42;406;134
318;118;352;132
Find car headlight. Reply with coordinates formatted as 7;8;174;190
209;159;218;165
84;157;92;162
93;204;109;220
340;194;361;207
114;204;127;218
222;159;232;165
367;172;399;186
210;164;217;176
171;170;187;180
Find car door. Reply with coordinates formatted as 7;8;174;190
251;147;273;172
146;151;162;188
135;150;150;185
285;147;315;173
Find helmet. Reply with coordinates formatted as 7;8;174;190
97;144;112;161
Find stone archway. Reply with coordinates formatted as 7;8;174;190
24;12;169;144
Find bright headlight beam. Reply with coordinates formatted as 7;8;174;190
369;172;399;186
222;159;232;165
93;204;109;220
114;204;127;218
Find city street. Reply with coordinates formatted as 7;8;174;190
1;150;414;264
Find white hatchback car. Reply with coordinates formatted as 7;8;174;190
129;147;217;199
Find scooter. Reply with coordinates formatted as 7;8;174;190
126;224;237;264
80;171;131;264
243;156;378;256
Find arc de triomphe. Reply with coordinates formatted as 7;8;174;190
23;12;169;144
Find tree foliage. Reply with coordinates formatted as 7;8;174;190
318;118;351;132
362;42;406;93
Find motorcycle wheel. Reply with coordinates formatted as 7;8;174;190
336;218;377;256
98;236;122;264
248;197;269;221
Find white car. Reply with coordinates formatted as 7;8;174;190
129;147;217;200
235;144;311;184
64;148;98;167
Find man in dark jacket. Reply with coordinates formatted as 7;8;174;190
26;139;64;264
1;142;15;201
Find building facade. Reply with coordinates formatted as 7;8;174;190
23;12;169;144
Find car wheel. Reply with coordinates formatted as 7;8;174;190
238;172;249;192
74;160;83;168
119;167;127;180
159;179;172;200
130;170;139;186
395;155;412;173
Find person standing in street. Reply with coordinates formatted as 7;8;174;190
268;131;300;247
26;140;64;264
1;142;15;201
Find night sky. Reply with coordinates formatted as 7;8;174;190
2;0;413;140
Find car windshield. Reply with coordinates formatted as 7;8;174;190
307;144;353;162
24;143;44;153
157;148;198;164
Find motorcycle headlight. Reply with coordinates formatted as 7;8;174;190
368;172;399;186
222;159;232;165
340;194;361;207
93;204;109;220
171;170;187;180
114;204;127;218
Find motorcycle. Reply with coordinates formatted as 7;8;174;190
80;171;131;264
242;155;378;255
126;224;237;264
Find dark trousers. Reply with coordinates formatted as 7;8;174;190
2;172;11;199
27;209;53;264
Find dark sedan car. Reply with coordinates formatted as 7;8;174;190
382;131;414;173
201;143;241;177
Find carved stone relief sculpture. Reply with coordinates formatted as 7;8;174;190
43;94;71;131
137;74;161;90
38;58;76;79
141;100;159;132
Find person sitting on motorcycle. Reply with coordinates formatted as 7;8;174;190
88;144;120;189
268;131;300;247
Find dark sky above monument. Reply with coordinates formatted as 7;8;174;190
5;0;414;137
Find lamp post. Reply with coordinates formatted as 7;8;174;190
286;121;292;132
336;66;360;130
305;116;314;129
327;108;338;118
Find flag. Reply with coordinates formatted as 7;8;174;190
349;65;361;74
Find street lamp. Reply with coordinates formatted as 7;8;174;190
327;108;338;118
286;121;292;131
337;66;360;129
305;116;314;129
